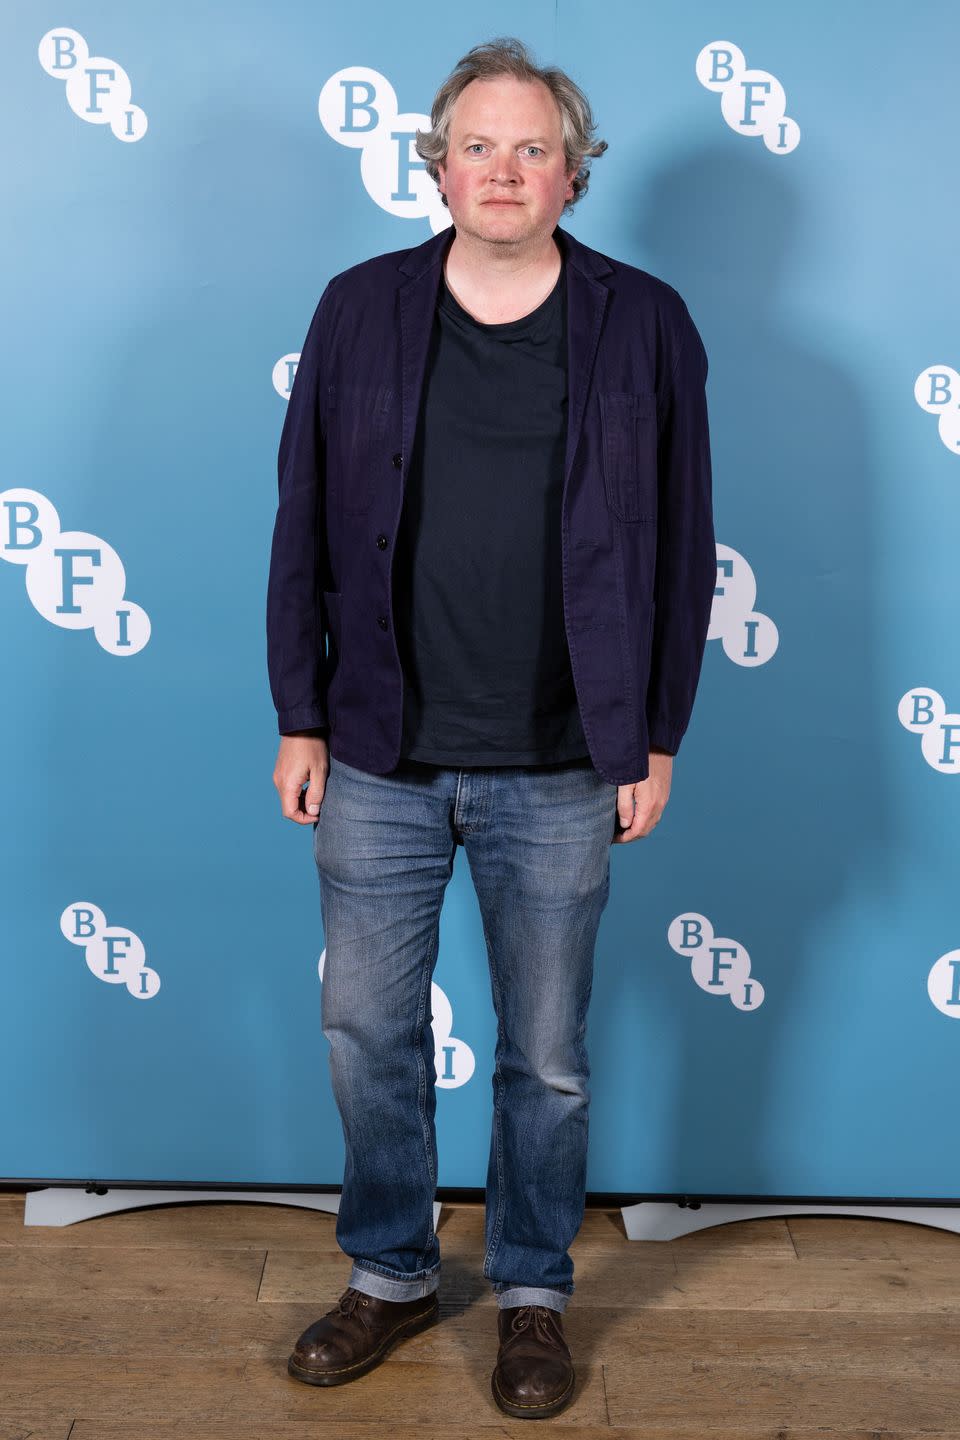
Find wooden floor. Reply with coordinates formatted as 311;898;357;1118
1;1186;959;1437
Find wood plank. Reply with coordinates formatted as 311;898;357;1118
3;1242;958;1315
785;1213;960;1258
62;1430;960;1440
0;1245;265;1301
0;1423;72;1440
0;1354;607;1426
2;1301;958;1371
663;1255;960;1311
603;1357;960;1432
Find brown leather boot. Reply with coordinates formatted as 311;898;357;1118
491;1304;575;1418
287;1285;439;1386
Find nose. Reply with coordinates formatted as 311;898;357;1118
489;149;522;186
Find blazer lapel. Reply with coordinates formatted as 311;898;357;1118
556;224;612;489
397;226;454;472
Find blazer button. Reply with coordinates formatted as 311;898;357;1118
376;534;387;549
377;615;388;630
392;452;403;469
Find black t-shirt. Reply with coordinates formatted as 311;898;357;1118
392;261;589;767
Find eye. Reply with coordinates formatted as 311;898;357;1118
467;143;486;154
524;146;543;157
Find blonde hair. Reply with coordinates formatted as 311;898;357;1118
415;36;607;214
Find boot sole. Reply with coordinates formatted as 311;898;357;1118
287;1298;440;1386
491;1364;575;1418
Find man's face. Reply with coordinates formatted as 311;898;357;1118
437;75;579;247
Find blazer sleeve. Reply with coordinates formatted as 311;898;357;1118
645;300;716;757
266;286;332;736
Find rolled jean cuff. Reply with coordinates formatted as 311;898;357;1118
494;1285;570;1313
349;1262;440;1301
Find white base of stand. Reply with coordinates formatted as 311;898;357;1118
621;1200;960;1241
23;1187;443;1230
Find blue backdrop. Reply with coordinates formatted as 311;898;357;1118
3;1;958;1197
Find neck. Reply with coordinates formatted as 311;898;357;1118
443;224;560;286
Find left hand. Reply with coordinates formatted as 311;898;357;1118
612;751;673;844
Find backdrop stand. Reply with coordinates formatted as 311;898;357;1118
23;1187;444;1229
621;1200;960;1240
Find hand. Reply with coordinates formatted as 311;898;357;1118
612;751;673;844
273;732;329;824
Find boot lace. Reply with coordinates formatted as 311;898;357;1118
510;1304;563;1345
334;1286;371;1321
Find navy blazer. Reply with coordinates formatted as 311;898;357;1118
266;222;715;786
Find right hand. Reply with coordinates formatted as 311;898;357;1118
273;732;329;824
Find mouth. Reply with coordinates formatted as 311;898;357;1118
483;199;522;205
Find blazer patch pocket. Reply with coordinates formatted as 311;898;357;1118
599;391;658;523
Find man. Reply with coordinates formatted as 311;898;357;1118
267;36;715;1420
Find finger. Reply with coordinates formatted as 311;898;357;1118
279;780;309;822
616;799;635;828
616;809;655;843
304;777;326;816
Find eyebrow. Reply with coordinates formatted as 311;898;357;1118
462;133;552;146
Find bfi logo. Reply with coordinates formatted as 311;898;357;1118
317;67;450;233
914;365;960;456
0;489;150;655
668;912;765;1011
709;543;779;666
929;950;960;1018
61;902;160;1000
898;688;960;775
273;353;300;400
696;41;800;154
38;27;147;143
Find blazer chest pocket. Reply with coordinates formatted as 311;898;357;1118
599;391;658;523
327;382;395;513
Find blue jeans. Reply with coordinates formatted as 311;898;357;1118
312;752;617;1314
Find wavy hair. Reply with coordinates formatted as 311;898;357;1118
415;37;607;214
